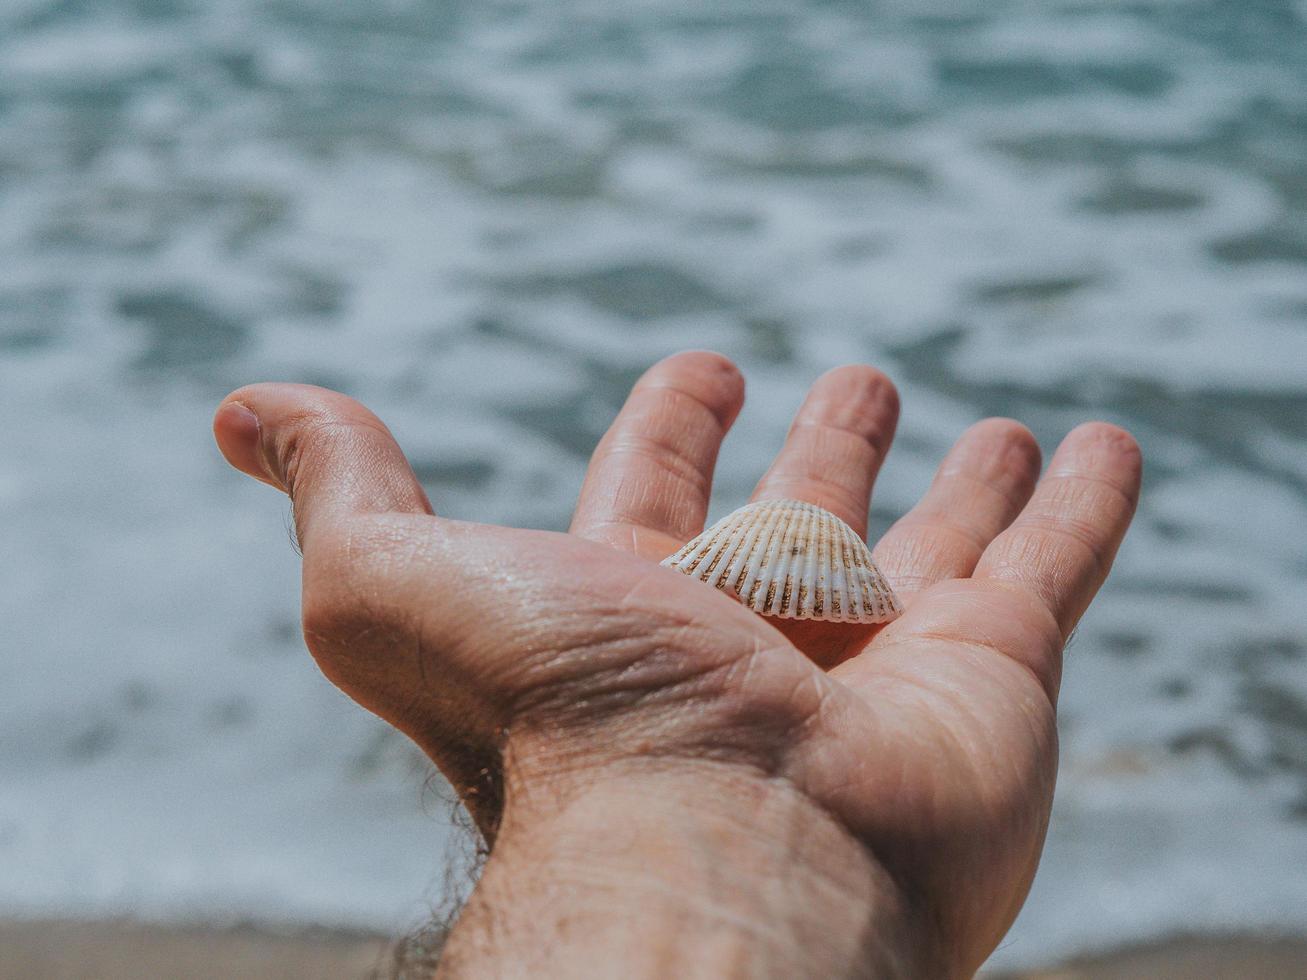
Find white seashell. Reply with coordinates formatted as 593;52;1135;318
660;499;902;624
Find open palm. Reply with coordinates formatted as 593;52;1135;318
215;351;1140;976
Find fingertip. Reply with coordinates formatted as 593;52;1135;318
1065;420;1141;456
803;364;900;435
213;398;279;489
213;383;341;489
817;363;900;403
1062;420;1140;450
958;418;1042;475
1052;422;1143;504
641;350;746;428
659;348;740;376
968;416;1038;449
816;363;898;392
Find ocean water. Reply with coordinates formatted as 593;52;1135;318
1;0;1305;970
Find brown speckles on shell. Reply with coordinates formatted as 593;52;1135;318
660;499;902;624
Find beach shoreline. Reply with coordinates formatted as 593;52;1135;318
3;920;1304;978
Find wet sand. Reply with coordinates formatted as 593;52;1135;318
0;921;395;980
986;935;1307;978
2;921;1304;978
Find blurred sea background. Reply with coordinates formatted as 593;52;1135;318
2;0;1306;972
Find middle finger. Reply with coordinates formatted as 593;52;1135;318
750;365;899;539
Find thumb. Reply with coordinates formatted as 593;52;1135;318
213;383;433;550
214;383;463;763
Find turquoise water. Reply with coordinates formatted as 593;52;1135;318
2;1;1305;968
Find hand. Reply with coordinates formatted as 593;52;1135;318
213;352;1140;978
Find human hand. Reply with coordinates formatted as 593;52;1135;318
213;352;1140;978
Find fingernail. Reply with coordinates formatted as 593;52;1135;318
215;401;272;484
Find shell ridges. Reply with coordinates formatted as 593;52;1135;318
660;499;902;624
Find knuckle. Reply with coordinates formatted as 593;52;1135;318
757;475;866;529
299;588;350;656
893;514;990;556
273;406;395;494
300;517;401;641
271;412;337;496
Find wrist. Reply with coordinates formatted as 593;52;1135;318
440;761;936;979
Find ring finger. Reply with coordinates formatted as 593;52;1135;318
872;418;1042;601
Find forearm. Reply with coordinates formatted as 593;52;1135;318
437;764;935;979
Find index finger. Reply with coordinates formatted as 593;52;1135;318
973;422;1142;639
570;351;744;559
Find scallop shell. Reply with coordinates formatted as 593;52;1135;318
660;499;902;624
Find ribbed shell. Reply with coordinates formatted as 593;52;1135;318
660;499;902;624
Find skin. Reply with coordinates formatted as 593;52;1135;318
213;352;1141;978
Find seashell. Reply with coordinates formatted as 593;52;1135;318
660;499;902;624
